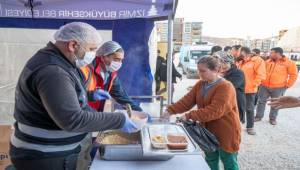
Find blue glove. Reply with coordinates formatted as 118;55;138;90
119;112;138;133
93;89;111;101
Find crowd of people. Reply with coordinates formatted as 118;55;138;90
8;21;299;170
162;44;298;170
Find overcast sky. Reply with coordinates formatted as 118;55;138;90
175;0;300;39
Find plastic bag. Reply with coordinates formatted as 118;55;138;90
179;119;219;153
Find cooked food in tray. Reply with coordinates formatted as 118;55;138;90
167;134;187;143
96;131;140;145
151;135;167;149
152;135;166;143
149;125;189;150
167;134;188;150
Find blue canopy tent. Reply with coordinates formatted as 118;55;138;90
0;0;177;106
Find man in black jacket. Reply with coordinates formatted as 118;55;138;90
156;52;182;103
154;50;165;94
10;22;139;170
214;51;246;123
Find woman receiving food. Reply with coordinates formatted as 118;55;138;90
163;56;241;170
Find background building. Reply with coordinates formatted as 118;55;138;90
156;18;203;51
278;29;288;41
250;36;278;52
182;21;203;45
202;36;245;47
277;26;300;52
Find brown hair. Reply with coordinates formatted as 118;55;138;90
197;56;221;71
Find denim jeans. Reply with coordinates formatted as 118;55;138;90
256;86;286;120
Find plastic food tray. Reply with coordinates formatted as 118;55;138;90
141;123;201;157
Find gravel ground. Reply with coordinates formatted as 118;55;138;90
173;72;300;170
238;78;300;170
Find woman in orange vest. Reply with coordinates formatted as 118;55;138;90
80;41;142;112
78;41;143;170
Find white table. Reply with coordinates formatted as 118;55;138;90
90;151;210;170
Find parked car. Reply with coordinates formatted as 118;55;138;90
179;45;212;78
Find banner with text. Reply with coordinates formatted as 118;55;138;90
0;0;174;20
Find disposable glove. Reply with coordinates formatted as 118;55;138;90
119;111;138;133
93;89;111;101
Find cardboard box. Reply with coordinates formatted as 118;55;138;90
0;124;13;170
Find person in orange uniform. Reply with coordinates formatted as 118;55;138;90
255;47;298;125
252;48;262;106
230;45;242;58
236;47;266;135
163;56;241;170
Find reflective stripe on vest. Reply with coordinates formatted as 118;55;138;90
11;133;80;152
18;122;84;139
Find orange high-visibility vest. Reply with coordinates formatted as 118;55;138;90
80;57;117;111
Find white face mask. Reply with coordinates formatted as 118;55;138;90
108;61;122;72
75;51;96;68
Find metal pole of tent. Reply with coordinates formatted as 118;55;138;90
166;12;174;105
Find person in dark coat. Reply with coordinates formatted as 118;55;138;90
154;50;165;94
214;51;246;123
156;52;182;102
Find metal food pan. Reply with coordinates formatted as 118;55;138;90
96;130;173;161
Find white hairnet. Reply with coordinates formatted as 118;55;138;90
97;41;123;56
54;22;102;46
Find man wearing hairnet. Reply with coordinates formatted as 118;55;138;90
10;22;139;170
78;41;144;170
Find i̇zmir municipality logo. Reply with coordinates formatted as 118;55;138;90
148;0;158;16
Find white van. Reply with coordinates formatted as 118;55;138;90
179;45;212;78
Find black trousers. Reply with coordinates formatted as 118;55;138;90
11;154;78;170
254;86;261;106
245;93;256;129
155;78;161;94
